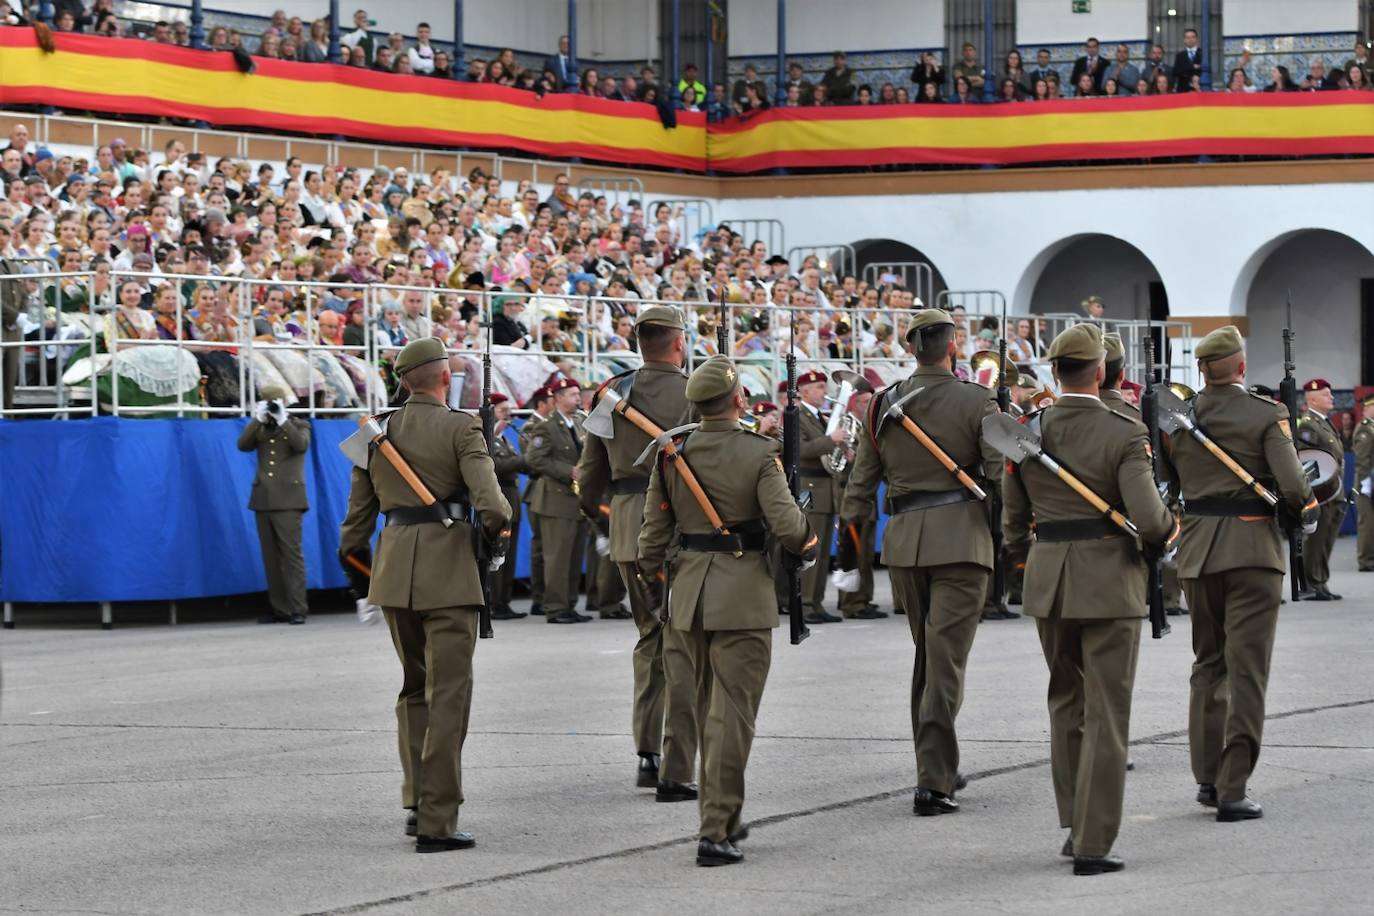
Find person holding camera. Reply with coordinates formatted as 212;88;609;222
237;383;312;625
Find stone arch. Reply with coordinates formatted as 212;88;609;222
1013;233;1166;320
850;237;950;305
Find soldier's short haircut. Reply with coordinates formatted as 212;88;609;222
403;360;447;392
697;387;739;418
1102;357;1124;389
1053;356;1101;387
914;324;955;364
1201;351;1243;383
636;323;681;357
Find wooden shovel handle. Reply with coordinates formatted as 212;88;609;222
899;415;987;501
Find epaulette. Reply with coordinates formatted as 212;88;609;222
741;427;774;442
593;367;636;405
1248;391;1280;406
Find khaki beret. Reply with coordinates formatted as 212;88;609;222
685;355;740;403
1102;331;1126;363
1195;325;1244;362
259;382;293;401
1047;323;1106;362
904;307;955;342
635;304;685;330
1015;374;1038;390
394;336;448;375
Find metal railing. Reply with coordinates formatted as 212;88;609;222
719;218;785;257
788;244;858;279
576;176;646;206
648;198;716;246
864;261;935;309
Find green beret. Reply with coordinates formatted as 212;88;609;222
1102;331;1125;363
394;337;448;375
904;308;955;342
685;355;740;403
1195;325;1244;362
635;304;685;330
1047;323;1105;362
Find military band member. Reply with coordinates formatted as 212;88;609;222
638;356;817;867
526;377;591;623
577;305;699;795
1003;323;1175;875
488;392;528;620
797;369;847;624
1159;326;1318;823
1355;394;1374;572
1296;378;1345;600
842;309;996;815
338;337;511;853
976;354;1020;622
520;386;554;615
752;401;780;439
829;374;885;620
237;382;311;626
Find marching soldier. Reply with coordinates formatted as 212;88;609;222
526;377;591;623
829;374;885;619
975;353;1019;622
520;386;554;615
841;309;997;816
1297;378;1345;600
1356;394;1373;572
638;355;817;867
338;337;511;853
576;305;700;795
1002;323;1175;875
1157;326;1318;823
237;382;311;626
796;369;848;624
489;392;528;620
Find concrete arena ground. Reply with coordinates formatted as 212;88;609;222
3;541;1371;916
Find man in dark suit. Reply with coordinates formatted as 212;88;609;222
1026;48;1059;88
1173;29;1204;92
542;34;576;91
1070;37;1108;91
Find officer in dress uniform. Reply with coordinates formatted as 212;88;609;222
526;377;592;623
488;392;528;620
1003;323;1175;875
841;309;998;816
237;382;311;625
638;355;817;867
520;386;554;615
338;337;511;853
1355;394;1374;572
829;372;886;619
577;305;701;796
1158;326;1318;823
1296;378;1345;600
797;368;848;624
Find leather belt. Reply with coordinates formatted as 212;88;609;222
385;500;471;527
1034;518;1121;542
886;488;979;514
799;468;831;479
1183;497;1274;518
608;476;649;495
680;520;767;553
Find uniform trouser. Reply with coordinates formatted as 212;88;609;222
540;515;585;615
838;516;877;615
254;510;307;618
1035;615;1141;858
771;539;789;611
1163;560;1185;610
1303;498;1346;587
526;506;544;604
491;486;521;608
1;324;19;412
1184;568;1282;802
1358;494;1374;569
587;540;627;612
802;510;834;614
383;605;479;837
674;607;772;843
891;563;987;795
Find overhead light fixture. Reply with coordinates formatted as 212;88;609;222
1167;8;1177;15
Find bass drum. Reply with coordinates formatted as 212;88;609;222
1298;447;1343;505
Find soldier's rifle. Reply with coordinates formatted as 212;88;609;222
1278;292;1307;600
475;310;505;639
990;299;1011;611
783;307;810;646
1140;327;1172;639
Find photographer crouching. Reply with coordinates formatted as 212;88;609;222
237;383;312;625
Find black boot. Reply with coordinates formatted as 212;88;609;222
696;837;743;866
913;787;958;816
636;753;660;788
656;780;699;802
1217;797;1263;822
1073;854;1124;875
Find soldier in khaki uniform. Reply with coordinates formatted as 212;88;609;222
829;373;886;620
583;513;629;617
842;309;997;815
797;368;847;624
1297;378;1346;600
526;377;591;623
488;393;528;620
520;386;553;615
638;356;817;867
1003;323;1175;875
974;353;1019;622
338;337;511;853
1157;326;1318;823
577;306;700;794
1355;394;1374;572
237;383;311;625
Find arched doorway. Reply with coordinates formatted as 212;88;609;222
851;238;949;306
1236;229;1374;389
1013;234;1166;321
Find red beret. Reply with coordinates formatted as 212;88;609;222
752;401;778;415
1120;379;1142;394
1303;378;1331;393
861;368;884;391
797;369;828;387
523;386;551;407
548;377;581;393
489;392;509;404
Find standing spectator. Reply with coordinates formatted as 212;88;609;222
543;34;576;90
677;63;706;103
408;22;436;75
1081;295;1105;318
1172;28;1204;91
952;43;986;95
341;9;375;65
911;51;945;95
1344;39;1371;74
1002;50;1030;96
731;64;768;110
783;61;814;104
300;19;329;62
708;82;729;121
1103;44;1139;95
1070;37;1107;91
1027;48;1057;86
1140;44;1171;85
820;50;856;103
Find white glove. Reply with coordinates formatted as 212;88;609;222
595;535;610;557
488;553;506;572
269;399;288;424
829;568;860;592
800;556;818;572
1303;518;1318;536
253;400;270;423
355;598;382;625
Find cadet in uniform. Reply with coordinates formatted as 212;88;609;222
521;386;554;615
1158;326;1317;822
638;356;817;867
1003;324;1175;875
489;392;528;620
797;369;848;624
526;377;592;623
1355;395;1374;572
237;382;311;625
338;337;511;853
1297;378;1345;600
577;306;700;794
829;372;885;619
841;309;996;815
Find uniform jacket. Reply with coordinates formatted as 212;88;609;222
525;410;586;520
1354;417;1373;488
842;367;997;570
519;414;546;506
1004;395;1174;619
338;393;510;610
577;361;692;563
1296;410;1345;480
1100;388;1140;420
798;403;837;513
237;417;311;512
1161;385;1314;577
491;427;526;488
639;419;813;631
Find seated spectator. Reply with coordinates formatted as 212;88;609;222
952;43;986;94
1148;71;1171;95
1074;71;1098;98
812;83;830;106
821;51;856;103
911;51;945;95
1226;67;1257;93
878;83;898;104
917;82;943;104
1265;65;1298;92
948;75;978;104
1300;59;1336;91
257;31;280;59
1349;64;1371;91
995;78;1022;102
1101;78;1120;97
855;84;874;105
599;76;627;102
372;46;394;72
680;85;702;112
579;67;600;95
1030;78;1051;101
1103;44;1138;95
